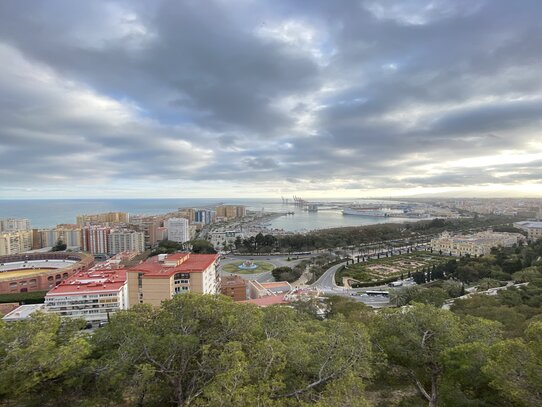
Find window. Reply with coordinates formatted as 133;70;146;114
48;276;54;282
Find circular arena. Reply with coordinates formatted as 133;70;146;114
0;252;94;295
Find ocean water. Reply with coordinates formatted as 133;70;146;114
0;198;414;232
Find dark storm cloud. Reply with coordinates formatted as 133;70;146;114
0;0;541;196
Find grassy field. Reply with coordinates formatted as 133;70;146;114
337;252;447;283
221;261;275;274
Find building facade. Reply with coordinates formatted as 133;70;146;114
0;230;33;255
45;267;128;324
108;229;145;255
165;218;189;243
514;221;542;240
0;218;31;232
126;253;220;307
82;226;111;255
215;205;246;220
77;212;129;226
38;227;83;248
220;275;247;301
431;231;522;257
209;230;244;250
194;209;215;225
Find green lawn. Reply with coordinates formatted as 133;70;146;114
221;261;275;274
337;252;447;283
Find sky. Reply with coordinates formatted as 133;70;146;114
0;0;541;199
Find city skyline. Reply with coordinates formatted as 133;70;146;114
1;0;541;199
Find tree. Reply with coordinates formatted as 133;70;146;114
373;304;502;407
87;294;373;406
190;239;217;254
481;321;542;407
0;313;90;404
271;266;301;283
51;239;67;251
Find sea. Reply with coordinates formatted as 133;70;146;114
0;198;414;232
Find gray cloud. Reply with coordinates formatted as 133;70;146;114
0;0;541;197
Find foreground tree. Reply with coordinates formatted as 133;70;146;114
0;313;90;405
88;294;373;406
483;321;542;407
373;304;502;407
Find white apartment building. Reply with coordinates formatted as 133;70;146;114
108;229;145;255
431;231;522;257
40;228;82;248
45;268;128;324
0;230;33;255
0;218;31;232
165;218;189;243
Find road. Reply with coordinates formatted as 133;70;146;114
311;244;427;307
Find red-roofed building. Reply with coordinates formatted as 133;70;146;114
126;253;220;307
44;267;128;324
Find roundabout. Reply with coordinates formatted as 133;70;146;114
221;260;275;274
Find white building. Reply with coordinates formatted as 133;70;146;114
40;228;82;248
514;221;542;240
0;218;31;232
165;218;189;243
431;231;523;257
108;229;145;255
45;266;128;324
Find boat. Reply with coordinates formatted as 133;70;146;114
342;207;390;217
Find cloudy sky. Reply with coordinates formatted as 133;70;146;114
0;0;541;199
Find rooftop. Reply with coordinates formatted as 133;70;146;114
2;304;45;321
221;275;247;287
515;221;542;228
127;253;219;278
46;269;127;295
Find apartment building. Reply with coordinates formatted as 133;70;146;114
37;227;83;248
45;267;128;325
0;230;33;255
129;216;164;247
0;218;31;232
108;229;145;255
76;212;129;226
215;205;246;220
82;226;111;255
165;218;189;243
126;253;220;307
194;209;215;225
